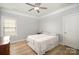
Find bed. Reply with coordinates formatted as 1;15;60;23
26;34;59;55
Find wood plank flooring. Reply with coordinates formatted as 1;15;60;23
10;40;79;55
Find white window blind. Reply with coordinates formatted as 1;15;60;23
3;19;16;36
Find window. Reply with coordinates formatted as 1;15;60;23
3;19;16;36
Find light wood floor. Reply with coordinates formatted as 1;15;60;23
10;40;79;55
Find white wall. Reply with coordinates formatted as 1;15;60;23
1;11;39;43
62;6;79;49
40;14;62;34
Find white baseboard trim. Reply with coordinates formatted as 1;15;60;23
10;39;25;44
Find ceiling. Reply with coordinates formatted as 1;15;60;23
0;3;75;17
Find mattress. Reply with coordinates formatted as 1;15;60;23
26;34;59;55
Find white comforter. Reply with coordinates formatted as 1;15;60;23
26;34;59;55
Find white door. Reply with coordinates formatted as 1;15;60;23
63;14;79;49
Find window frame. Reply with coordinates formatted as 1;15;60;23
1;16;17;36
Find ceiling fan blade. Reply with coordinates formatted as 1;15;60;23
26;3;35;7
40;7;47;9
28;8;34;11
36;10;40;13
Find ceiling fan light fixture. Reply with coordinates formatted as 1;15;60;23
26;3;47;13
34;7;39;10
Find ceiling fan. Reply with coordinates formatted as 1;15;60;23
26;3;47;13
